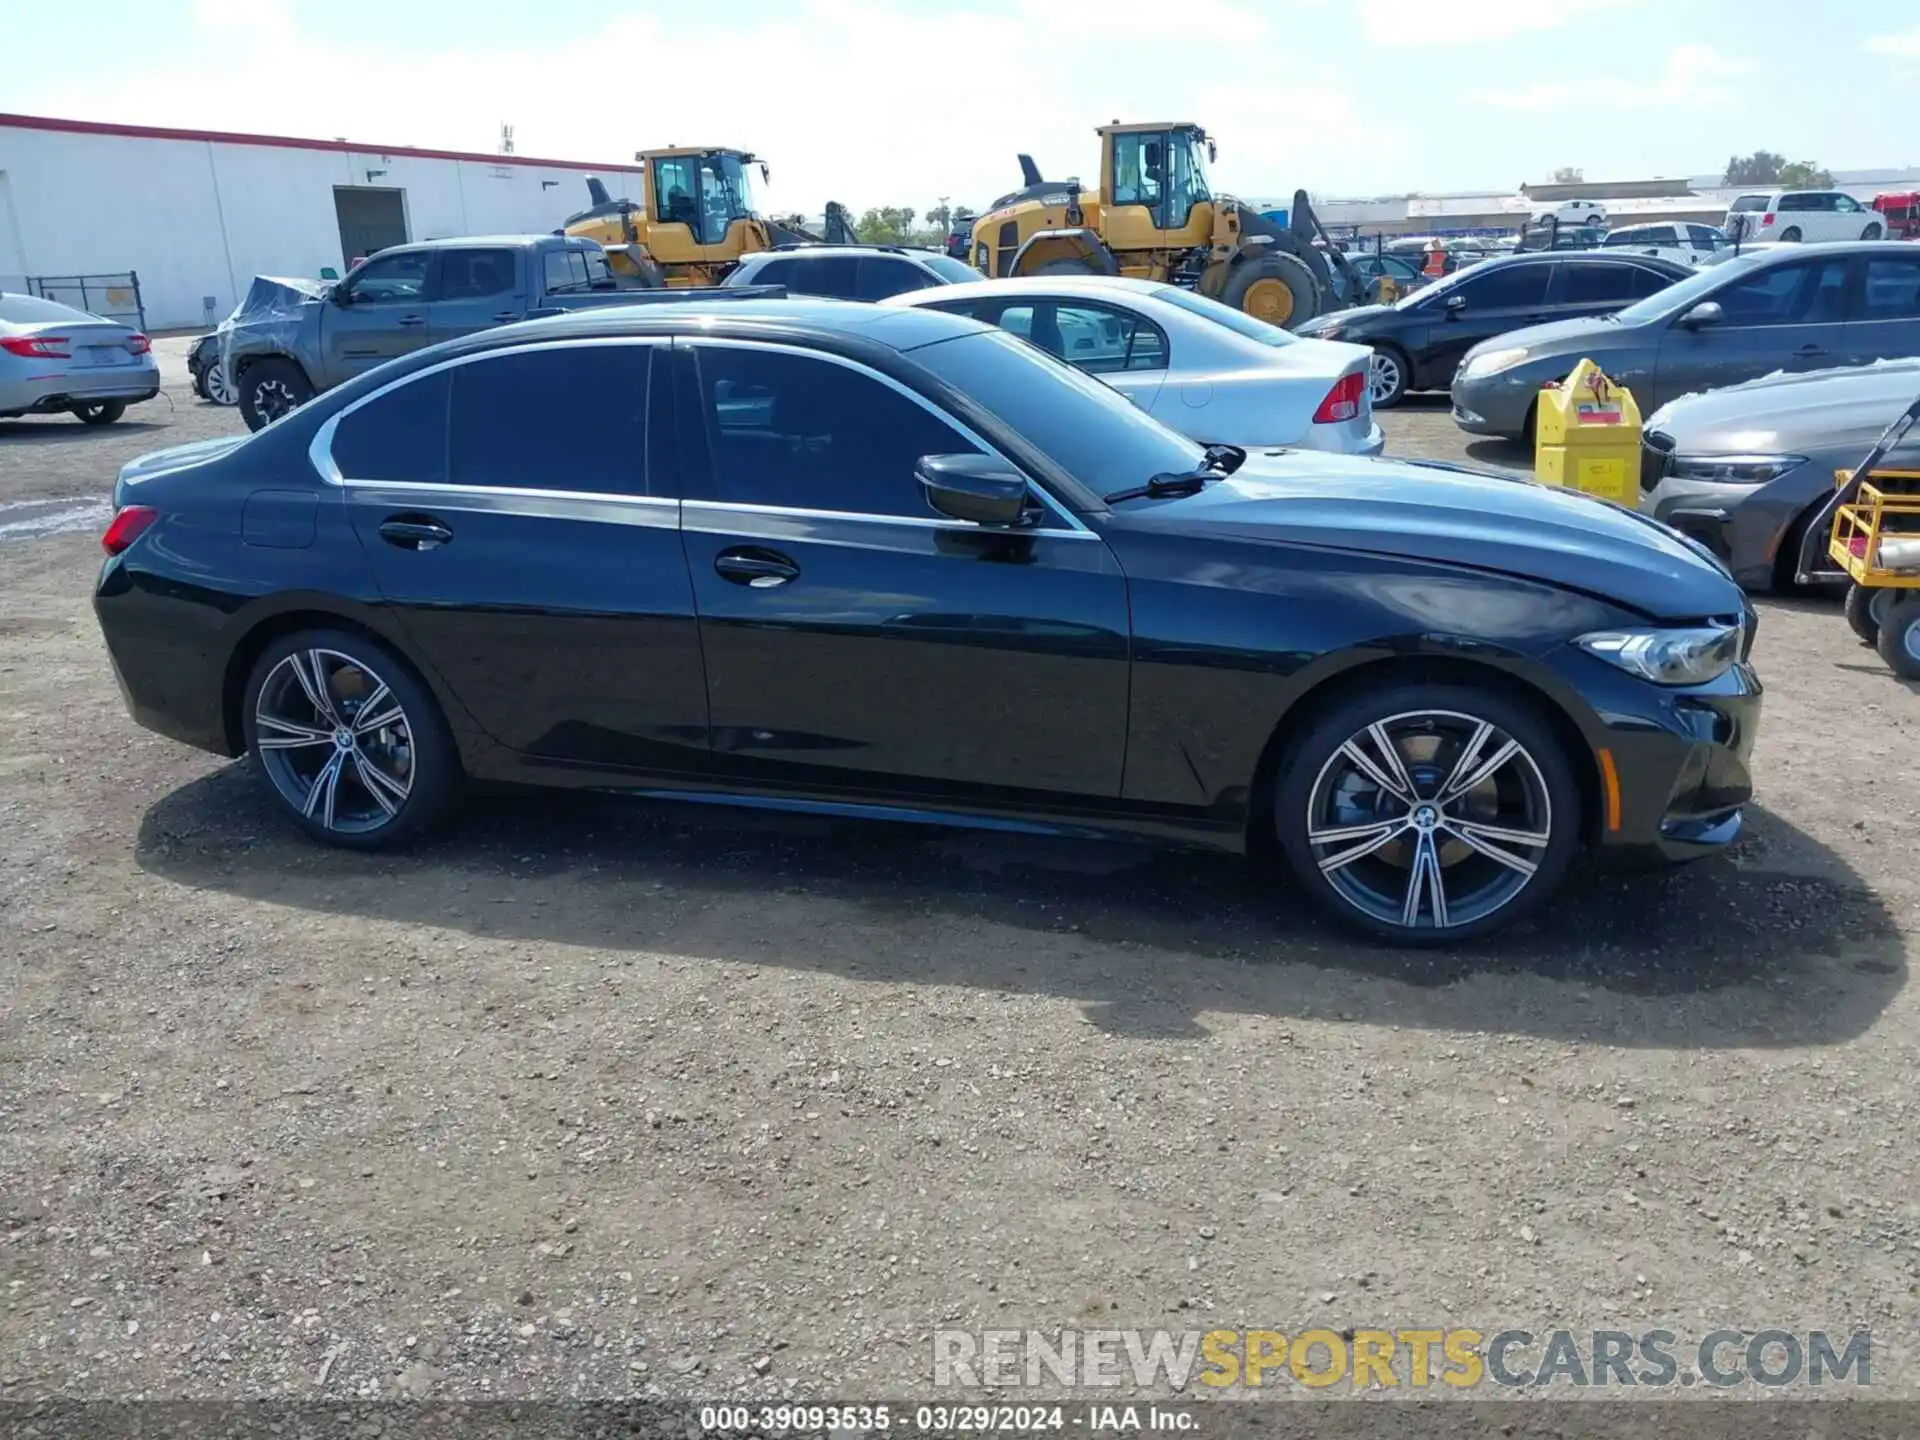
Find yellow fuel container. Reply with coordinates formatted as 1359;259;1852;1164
1534;358;1641;505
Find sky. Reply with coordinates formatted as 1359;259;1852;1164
4;0;1918;219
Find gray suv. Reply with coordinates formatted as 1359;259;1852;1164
1451;242;1920;440
724;245;981;300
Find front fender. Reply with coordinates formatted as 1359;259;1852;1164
1010;230;1119;276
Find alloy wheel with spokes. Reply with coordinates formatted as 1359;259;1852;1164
1276;687;1580;943
1367;349;1406;408
206;360;238;406
243;630;457;848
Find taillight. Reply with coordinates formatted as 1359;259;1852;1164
125;334;151;355
0;334;70;359
1761;213;1775;226
1312;371;1367;424
101;505;158;556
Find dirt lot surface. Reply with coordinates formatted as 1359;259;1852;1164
3;347;1919;1408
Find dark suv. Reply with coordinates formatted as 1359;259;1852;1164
724;245;983;301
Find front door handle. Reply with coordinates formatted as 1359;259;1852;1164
397;314;427;327
1796;344;1829;357
378;516;452;551
493;310;523;323
714;547;799;588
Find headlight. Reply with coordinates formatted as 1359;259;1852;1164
1460;347;1530;380
1576;624;1741;685
1668;454;1805;485
1312;324;1344;340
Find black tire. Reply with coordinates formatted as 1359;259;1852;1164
1273;682;1582;945
238;357;315;433
1222;251;1323;329
72;401;126;425
1863;224;1884;241
1035;257;1101;276
1874;598;1920;679
1366;345;1410;409
1586;213;1605;227
1779;226;1803;243
191;370;210;401
242;628;459;850
1844;583;1885;646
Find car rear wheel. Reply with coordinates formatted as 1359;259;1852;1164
1274;684;1581;945
72;401;127;425
1875;598;1920;680
243;630;459;850
1779;226;1803;242
239;358;315;432
1366;347;1408;408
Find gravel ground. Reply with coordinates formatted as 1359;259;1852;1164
3;346;1919;1406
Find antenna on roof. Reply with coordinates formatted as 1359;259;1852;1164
499;123;515;156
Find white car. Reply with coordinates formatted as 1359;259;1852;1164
1538;199;1608;227
1723;191;1888;244
1600;222;1729;267
884;275;1385;456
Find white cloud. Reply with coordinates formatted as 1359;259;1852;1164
1361;0;1615;47
1476;43;1756;111
1866;27;1920;58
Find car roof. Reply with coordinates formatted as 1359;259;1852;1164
889;273;1175;304
741;246;945;262
449;296;993;356
380;235;571;251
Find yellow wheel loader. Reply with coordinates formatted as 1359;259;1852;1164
968;122;1359;329
562;147;856;288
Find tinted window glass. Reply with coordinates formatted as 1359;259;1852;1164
1600;229;1643;247
332;370;450;483
856;258;934;300
1687;225;1724;248
543;250;592;294
695;346;979;516
782;256;861;298
993;301;1168;374
448;345;651;494
1730;196;1770;213
1715;259;1851;326
922;254;985;284
1560;262;1641;305
1454;264;1550;309
747;258;795;286
345;250;431;305
1624;265;1679;298
439;249;517;301
653;156;699;228
1861;256;1920;321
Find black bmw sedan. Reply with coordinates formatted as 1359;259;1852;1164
93;299;1761;945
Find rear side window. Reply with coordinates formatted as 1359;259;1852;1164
1625;265;1680;298
1860;256;1920;321
1687;225;1724;248
543;250;593;294
331;370;450;483
783;255;861;298
1560;262;1643;305
1729;196;1770;213
448;345;653;494
856;258;935;300
744;258;794;286
439;249;518;301
1714;259;1850;326
1601;229;1644;247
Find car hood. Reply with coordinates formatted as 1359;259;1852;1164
1644;359;1920;453
1297;304;1394;334
1463;314;1625;362
1147;452;1739;620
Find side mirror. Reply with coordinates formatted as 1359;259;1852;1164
1445;293;1467;313
1681;301;1724;329
917;454;1031;527
331;286;351;307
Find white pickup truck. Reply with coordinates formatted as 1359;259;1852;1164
1599;222;1730;268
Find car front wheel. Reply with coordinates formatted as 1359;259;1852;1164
1367;347;1408;408
1274;684;1581;944
238;358;315;432
243;630;459;849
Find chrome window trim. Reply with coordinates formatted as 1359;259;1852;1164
307;335;667;495
682;497;1099;540
683;335;1093;536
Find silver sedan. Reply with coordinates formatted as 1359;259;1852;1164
886;274;1384;456
1;292;161;426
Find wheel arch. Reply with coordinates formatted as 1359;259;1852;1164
232;350;313;386
1009;229;1119;277
1244;653;1603;857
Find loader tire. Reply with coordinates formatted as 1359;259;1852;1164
1223;252;1321;329
1036;258;1101;276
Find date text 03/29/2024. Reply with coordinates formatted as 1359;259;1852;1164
698;1404;1193;1434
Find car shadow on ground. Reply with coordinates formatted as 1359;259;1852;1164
0;417;175;446
134;764;1905;1047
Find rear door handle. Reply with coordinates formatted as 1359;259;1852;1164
378;516;452;551
714;547;799;588
397;314;427;327
493;310;524;323
1796;344;1829;357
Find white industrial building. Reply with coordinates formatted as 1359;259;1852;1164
0;112;641;331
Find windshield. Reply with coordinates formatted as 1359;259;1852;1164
1167;129;1213;222
1612;250;1764;323
1153;285;1296;346
913;330;1204;498
696;152;759;244
0;293;91;324
922;254;984;284
1393;257;1492;309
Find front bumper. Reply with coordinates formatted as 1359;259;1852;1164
1;359;162;417
1449;369;1537;438
1552;641;1763;866
1639;465;1834;593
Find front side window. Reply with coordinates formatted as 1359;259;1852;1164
652;156;701;232
1861;256;1920;321
1713;259;1851;326
331;369;450;483
1451;264;1550;310
1164;129;1213;229
1625;265;1681;298
1601;229;1644;248
448;345;653;494
694;346;981;517
1687;225;1726;249
1832;194;1859;213
344;250;431;305
438;249;517;301
1111;132;1164;214
695;152;757;246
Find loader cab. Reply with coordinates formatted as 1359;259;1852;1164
643;147;767;252
1101;122;1215;249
